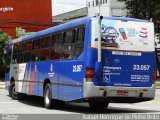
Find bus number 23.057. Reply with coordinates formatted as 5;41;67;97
133;65;150;71
73;65;82;72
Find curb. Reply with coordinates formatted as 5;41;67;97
0;87;5;89
0;82;5;89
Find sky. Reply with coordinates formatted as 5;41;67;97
52;0;87;16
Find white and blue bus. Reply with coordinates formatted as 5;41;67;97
6;16;156;109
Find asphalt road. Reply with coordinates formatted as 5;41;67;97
0;89;160;120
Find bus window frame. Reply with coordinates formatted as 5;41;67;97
11;25;86;64
38;35;51;61
23;40;33;63
50;32;62;61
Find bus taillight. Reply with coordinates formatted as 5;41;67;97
86;67;94;81
152;71;156;84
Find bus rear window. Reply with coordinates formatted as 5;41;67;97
92;18;154;52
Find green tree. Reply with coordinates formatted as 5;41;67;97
118;0;160;32
0;29;11;78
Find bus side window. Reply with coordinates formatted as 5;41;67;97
41;36;51;48
12;54;17;64
5;47;12;66
17;42;25;63
39;36;51;61
77;27;85;43
33;39;41;50
61;30;75;60
12;44;18;64
50;34;61;60
32;39;41;62
75;27;85;59
24;41;32;62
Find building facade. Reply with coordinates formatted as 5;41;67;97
53;7;88;24
53;0;126;24
87;0;126;16
0;0;52;39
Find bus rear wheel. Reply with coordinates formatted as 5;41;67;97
88;99;109;109
44;83;53;109
9;82;24;100
44;83;65;109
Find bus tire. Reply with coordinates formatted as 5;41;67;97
44;83;65;109
9;82;24;100
44;83;53;109
88;99;109;109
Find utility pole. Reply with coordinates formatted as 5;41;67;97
86;0;88;7
98;0;101;16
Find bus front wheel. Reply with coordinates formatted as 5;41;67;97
88;99;109;109
9;82;24;100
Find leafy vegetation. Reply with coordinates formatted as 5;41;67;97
118;0;160;33
0;29;11;78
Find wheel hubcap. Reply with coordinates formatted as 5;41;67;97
45;88;50;104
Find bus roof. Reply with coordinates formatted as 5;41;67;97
9;16;150;45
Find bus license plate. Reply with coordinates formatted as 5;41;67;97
117;90;128;96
